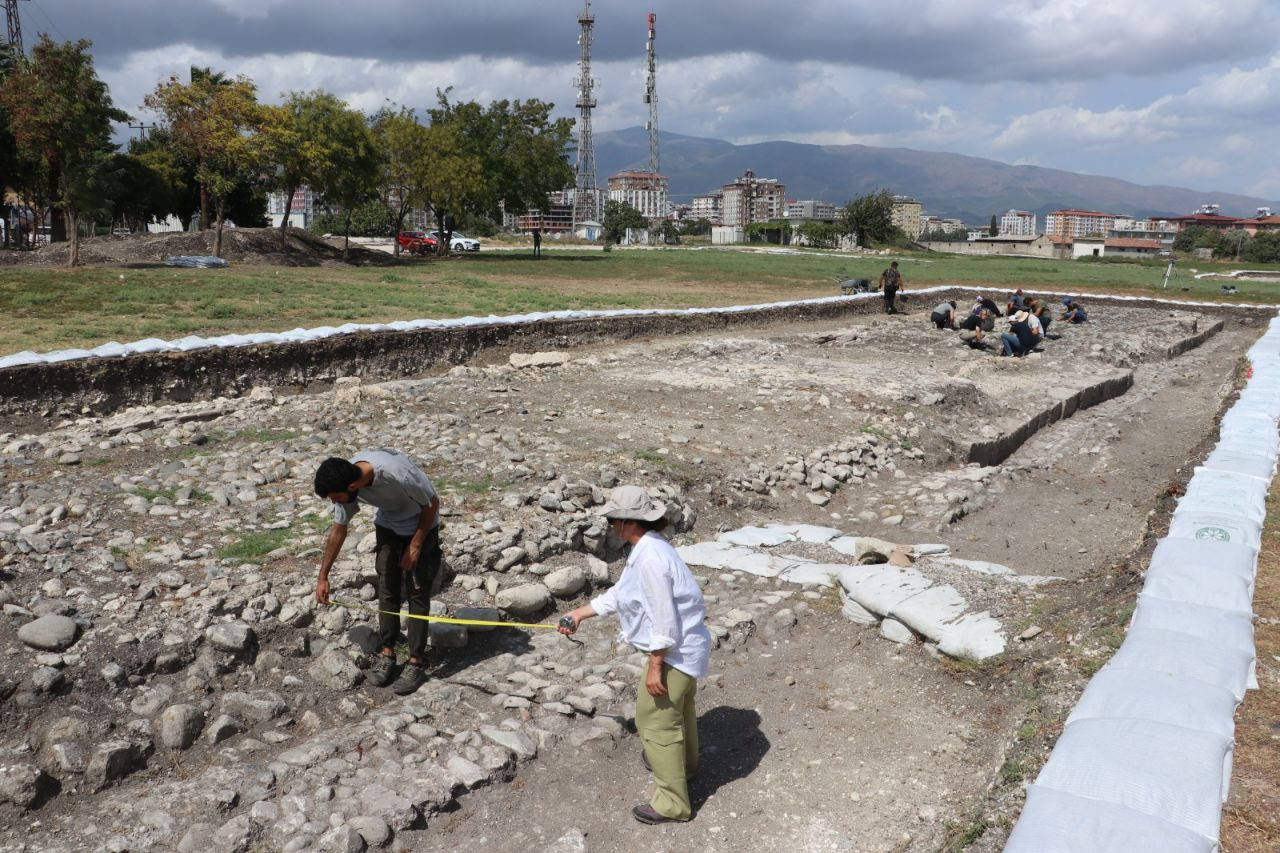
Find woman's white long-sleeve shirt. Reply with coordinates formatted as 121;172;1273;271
590;531;711;679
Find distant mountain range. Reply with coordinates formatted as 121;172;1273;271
595;127;1276;223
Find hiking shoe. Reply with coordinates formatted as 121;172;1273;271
632;804;684;825
367;654;397;688
391;663;428;695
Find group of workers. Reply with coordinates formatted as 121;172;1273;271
312;451;707;825
929;289;1089;356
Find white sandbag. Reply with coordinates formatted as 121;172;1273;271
1188;467;1271;502
1105;627;1254;702
1034;717;1232;841
1166;510;1261;552
936;611;1005;660
839;587;878;625
1211;432;1279;462
1220;408;1277;433
764;523;842;543
729;551;809;578
1200;447;1277;481
777;563;844;586
1005;785;1216;853
717;526;796;547
888;584;967;642
1143;548;1255;612
1148;536;1259;588
828;535;900;562
677;541;754;569
1065;666;1239;738
1175;491;1265;526
1132;594;1255;654
840;566;931;615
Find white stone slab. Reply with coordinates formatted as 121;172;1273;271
890;585;968;642
765;523;843;543
718;526;797;548
938;611;1006;661
841;567;932;616
677;542;757;569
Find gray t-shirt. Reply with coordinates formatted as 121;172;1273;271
332;448;439;537
933;302;954;317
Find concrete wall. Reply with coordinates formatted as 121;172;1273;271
920;240;1054;258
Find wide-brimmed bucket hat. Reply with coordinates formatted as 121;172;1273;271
597;485;667;521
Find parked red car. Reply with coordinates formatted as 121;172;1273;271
396;230;438;254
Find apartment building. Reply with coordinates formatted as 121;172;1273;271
1044;209;1124;238
691;193;723;224
606;171;669;220
999;209;1037;237
785;199;837;222
922;216;967;235
514;190;575;234
267;186;320;228
720;170;786;227
890;195;923;239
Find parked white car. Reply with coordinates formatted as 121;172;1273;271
429;230;480;252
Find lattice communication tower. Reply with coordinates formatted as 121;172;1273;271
644;13;659;177
572;0;599;227
4;0;26;57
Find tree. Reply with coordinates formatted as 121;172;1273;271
679;217;712;237
797;220;841;248
920;227;969;242
839;189;899;248
1173;224;1217;253
262;91;350;241
308;104;378;257
424;91;574;254
603;200;647;244
989;215;999;237
369;105;430;256
1244;231;1280;263
0;36;129;264
146;72;267;257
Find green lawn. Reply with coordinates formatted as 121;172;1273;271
1;248;1276;354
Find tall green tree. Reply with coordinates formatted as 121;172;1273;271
839;189;898;248
0;35;129;264
989;214;999;237
145;72;267;257
262;90;352;239
308;104;378;258
369;105;430;257
424;91;574;254
603;200;648;244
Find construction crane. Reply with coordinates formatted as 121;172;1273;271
4;0;25;57
644;13;659;177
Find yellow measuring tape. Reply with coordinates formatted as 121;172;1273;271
329;597;561;631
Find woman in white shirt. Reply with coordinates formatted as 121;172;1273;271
558;485;711;824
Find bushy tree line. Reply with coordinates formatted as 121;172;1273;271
1;36;574;264
1173;224;1280;263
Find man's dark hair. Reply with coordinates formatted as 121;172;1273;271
315;457;360;498
637;516;670;533
949;300;957;308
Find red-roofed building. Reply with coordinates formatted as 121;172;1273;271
1104;237;1163;257
1162;213;1242;232
1237;214;1280;235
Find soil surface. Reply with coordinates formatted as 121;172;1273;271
0;299;1267;852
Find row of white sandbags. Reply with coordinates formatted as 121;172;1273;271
1006;318;1280;851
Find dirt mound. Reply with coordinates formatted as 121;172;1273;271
1;227;394;267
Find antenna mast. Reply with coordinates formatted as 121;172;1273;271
645;13;659;177
572;0;599;228
4;0;26;57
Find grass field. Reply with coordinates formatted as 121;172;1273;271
2;247;1278;354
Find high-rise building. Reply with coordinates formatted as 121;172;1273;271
720;171;785;227
607;171;669;219
890;195;923;239
785;200;837;222
1045;209;1123;238
691;193;722;224
999;209;1037;236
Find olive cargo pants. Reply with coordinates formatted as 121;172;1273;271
636;666;699;820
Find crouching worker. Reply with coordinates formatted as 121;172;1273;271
314;449;441;696
557;486;711;825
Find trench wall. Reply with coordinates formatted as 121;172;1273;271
0;287;1264;419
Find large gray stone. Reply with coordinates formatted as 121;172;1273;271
159;704;205;750
544;566;587;597
453;607;500;633
206;714;242;745
206;621;256;655
0;763;45;808
308;650;363;689
347;815;391;848
213;814;256;853
427;622;468;648
446;755;489;789
479;726;537;761
495;583;551;616
221;691;287;723
319;825;366;853
357;784;419;830
85;740;149;791
545;828;589;853
510;351;569;369
17;614;78;651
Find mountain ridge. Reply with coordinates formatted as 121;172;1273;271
594;127;1275;223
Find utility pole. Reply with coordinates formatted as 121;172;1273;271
4;0;27;57
128;122;157;141
572;0;599;230
644;13;659;177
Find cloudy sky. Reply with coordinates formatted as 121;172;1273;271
22;0;1280;200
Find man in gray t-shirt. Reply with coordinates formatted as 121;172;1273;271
314;449;441;696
